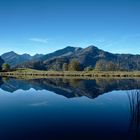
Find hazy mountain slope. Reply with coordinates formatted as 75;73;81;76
41;46;82;61
1;51;43;67
1;51;31;67
0;56;4;69
16;46;81;70
72;45;117;67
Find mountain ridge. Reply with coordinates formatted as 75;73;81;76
1;51;44;67
1;45;140;71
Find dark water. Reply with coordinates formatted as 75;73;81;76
0;77;140;140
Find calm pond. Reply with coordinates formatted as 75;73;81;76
0;77;140;140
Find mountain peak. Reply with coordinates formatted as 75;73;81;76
86;45;99;50
80;45;100;54
41;46;82;61
4;51;17;55
9;51;15;53
65;46;75;48
1;51;19;58
64;46;79;51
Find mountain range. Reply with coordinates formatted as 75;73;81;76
1;51;43;67
1;45;140;71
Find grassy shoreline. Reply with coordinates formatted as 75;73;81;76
1;69;140;78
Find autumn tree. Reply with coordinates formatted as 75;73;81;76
62;63;68;71
106;61;118;71
95;60;107;71
68;59;81;71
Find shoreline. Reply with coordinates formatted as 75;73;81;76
1;69;140;79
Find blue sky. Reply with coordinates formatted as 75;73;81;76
0;0;140;55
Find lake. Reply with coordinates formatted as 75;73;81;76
0;77;140;140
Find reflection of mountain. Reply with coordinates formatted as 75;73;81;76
0;77;4;87
1;78;140;99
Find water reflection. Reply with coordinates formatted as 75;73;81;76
0;77;140;99
0;77;140;139
128;90;140;139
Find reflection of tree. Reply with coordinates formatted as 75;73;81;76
2;77;9;82
128;90;140;139
69;79;81;88
0;77;4;86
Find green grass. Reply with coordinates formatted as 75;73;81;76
1;68;140;78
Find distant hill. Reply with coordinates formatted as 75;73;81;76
16;45;140;71
41;46;82;61
2;45;140;71
0;56;4;69
70;45;117;68
1;51;43;67
16;46;82;70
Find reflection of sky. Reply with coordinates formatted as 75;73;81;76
0;88;136;139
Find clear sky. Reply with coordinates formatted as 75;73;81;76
0;0;140;55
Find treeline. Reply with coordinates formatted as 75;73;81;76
16;58;82;71
62;59;127;71
84;60;130;71
2;59;138;72
93;60;122;71
62;59;81;71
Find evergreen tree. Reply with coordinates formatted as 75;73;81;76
2;63;10;71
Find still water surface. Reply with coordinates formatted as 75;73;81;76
0;77;140;140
